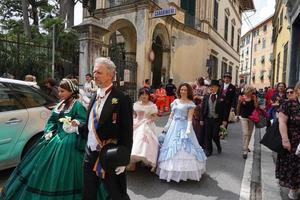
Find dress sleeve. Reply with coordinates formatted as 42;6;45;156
188;102;196;109
73;101;87;126
278;100;290;117
44;110;58;133
149;104;158;114
171;99;178;112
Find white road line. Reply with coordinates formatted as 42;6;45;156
239;128;255;200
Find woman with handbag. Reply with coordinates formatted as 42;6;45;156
1;79;107;200
276;81;300;200
236;85;258;159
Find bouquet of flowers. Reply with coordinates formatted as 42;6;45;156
59;116;78;133
219;125;228;139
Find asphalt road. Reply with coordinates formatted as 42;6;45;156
0;115;246;200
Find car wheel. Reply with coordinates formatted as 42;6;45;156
21;133;43;158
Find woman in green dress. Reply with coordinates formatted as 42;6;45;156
1;79;107;200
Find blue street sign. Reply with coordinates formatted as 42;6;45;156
153;7;176;18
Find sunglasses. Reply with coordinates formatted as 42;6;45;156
286;91;294;94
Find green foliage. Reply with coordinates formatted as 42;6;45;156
0;0;79;82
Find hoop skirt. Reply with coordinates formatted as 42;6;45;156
0;100;107;200
130;102;159;168
157;100;207;182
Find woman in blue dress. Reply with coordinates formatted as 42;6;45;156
157;83;207;182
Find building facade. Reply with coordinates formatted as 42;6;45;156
240;31;253;84
272;0;290;86
251;16;273;89
75;0;254;96
285;0;300;86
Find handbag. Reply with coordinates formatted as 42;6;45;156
249;108;267;128
260;121;286;154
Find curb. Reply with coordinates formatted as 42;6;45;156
260;129;282;200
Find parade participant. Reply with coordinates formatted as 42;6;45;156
157;83;206;182
81;57;133;200
84;73;97;99
286;86;296;100
155;84;166;116
128;88;159;172
193;96;204;146
165;78;177;112
45;78;59;99
220;73;236;128
236;85;258;159
201;80;226;156
270;82;287;120
193;77;208;98
276;81;300;200
1;79;108;200
143;79;151;89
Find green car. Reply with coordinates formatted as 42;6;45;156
0;78;57;170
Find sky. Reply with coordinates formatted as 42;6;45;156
74;0;276;36
241;0;275;35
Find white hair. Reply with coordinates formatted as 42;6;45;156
94;57;116;77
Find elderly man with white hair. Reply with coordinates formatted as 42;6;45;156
80;57;133;200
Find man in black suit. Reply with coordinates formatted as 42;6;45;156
201;80;226;156
81;57;133;200
220;72;236;128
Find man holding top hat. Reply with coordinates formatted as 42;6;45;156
80;57;133;200
201;80;226;156
220;72;237;128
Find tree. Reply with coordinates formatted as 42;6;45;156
21;0;31;39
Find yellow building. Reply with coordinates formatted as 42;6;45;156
249;16;273;89
75;0;254;97
272;0;290;86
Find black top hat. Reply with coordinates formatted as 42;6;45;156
99;143;131;171
210;80;220;87
223;72;232;78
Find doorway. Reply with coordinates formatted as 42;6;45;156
152;36;163;89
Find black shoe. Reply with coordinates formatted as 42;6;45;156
243;153;247;159
217;147;222;154
248;148;251;152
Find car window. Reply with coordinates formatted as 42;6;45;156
0;83;25;112
9;83;49;108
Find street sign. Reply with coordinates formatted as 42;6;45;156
153;7;176;18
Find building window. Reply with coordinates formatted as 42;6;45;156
213;0;219;30
261;55;265;64
276;53;281;82
260;70;265;81
221;61;228;77
235;66;239;85
210;55;218;79
231;25;235;47
252;73;256;82
280;10;283;27
228;65;233;74
254;44;257;52
262;38;266;49
253;58;256;66
237;34;240;52
282;42;288;83
263;25;267;32
224;16;228;41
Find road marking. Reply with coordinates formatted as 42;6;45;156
239;128;255;200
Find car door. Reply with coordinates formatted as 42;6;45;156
0;83;29;168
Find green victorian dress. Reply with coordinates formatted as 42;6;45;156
1;99;107;200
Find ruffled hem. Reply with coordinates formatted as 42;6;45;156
157;150;206;182
158;128;206;162
130;155;156;167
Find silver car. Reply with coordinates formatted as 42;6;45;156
0;78;57;170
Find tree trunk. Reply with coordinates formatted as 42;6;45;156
21;0;31;39
59;0;75;28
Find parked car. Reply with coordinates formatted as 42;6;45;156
0;78;57;170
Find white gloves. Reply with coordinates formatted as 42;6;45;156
44;131;53;141
186;121;192;135
163;117;172;132
62;120;80;134
296;143;300;156
115;166;126;175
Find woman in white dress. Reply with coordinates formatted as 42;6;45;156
128;88;159;171
157;83;207;182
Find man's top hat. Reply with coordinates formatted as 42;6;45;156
99;143;131;171
210;80;220;87
223;72;232;78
